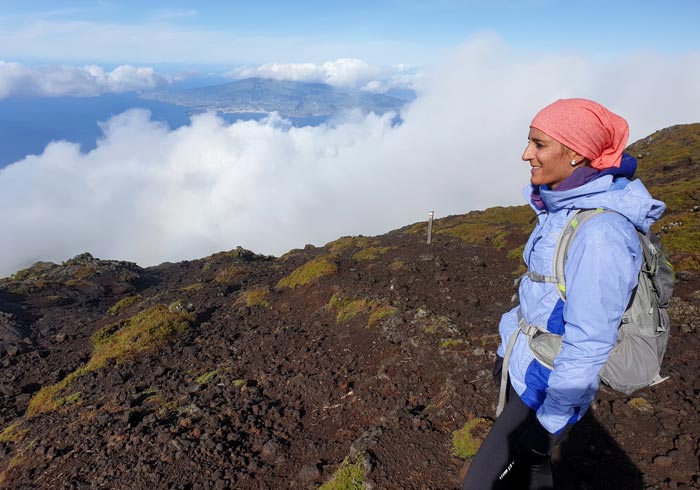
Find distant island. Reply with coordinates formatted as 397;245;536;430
140;77;410;118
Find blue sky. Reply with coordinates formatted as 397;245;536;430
1;0;699;66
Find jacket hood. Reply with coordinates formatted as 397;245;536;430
530;176;665;233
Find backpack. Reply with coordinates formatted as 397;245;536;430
497;208;674;415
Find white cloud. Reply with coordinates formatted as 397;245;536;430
1;35;699;276
0;61;164;98
227;58;421;93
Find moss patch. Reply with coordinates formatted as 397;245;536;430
28;306;193;417
326;236;373;254
368;304;398;327
277;255;338;288
108;295;142;315
320;456;365;490
195;370;219;385
329;293;369;323
64;392;81;405
234;287;271;309
180;282;204;292
215;266;246;283
438;222;509;248
352;246;393;261
388;260;407;271
452;417;493;459
0;421;27;443
627;124;700;271
627;397;653;412
441;339;464;349
329;294;398;328
507;244;525;262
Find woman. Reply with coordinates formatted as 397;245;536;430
461;98;665;489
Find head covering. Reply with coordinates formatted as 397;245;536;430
531;98;629;170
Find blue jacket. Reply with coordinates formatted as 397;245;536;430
497;168;665;433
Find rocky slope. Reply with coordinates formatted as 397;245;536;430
0;125;698;489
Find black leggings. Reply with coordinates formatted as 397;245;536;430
461;385;570;490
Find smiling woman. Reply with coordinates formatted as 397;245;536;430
461;98;666;490
522;127;583;189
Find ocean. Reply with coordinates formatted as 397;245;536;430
0;94;329;168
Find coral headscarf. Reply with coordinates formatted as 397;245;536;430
530;98;629;170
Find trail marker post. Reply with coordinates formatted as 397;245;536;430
427;211;435;244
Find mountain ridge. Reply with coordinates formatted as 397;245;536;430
140;77;408;118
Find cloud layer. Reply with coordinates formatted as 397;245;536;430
227;59;420;93
1;36;699;276
0;61;164;98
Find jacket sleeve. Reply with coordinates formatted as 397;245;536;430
536;213;642;433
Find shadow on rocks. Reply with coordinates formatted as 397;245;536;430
553;410;643;490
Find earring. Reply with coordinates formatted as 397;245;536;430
570;159;577;166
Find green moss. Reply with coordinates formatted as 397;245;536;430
326;236;373;254
180;283;204;292
73;265;97;280
29;306;193;417
26;369;86;416
0;421;27;443
277;255;338;288
64;279;89;287
452;417;493;459
352;246;393;261
441;339;464;349
438;222;509;248
89;306;193;370
64;392;81;405
108;295;142;315
368;304;398;327
624;124;700;272
411;205;533;250
480;333;501;348
403;222;427;235
6;278;55;295
234;287;272;308
233;379;246;388
0;451;24;485
627;397;653;412
168;299;191;313
329;293;368;323
320;456;365;490
215;265;246;283
10;261;54;281
653;211;700;271
388;260;406;271
328;294;397;327
195;370;219;385
507;244;525;262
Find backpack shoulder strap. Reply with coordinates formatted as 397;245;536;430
553;208;610;301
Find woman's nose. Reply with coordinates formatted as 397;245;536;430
522;143;533;161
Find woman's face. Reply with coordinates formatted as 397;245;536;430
522;128;577;189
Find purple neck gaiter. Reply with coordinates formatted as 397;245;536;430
531;167;600;210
